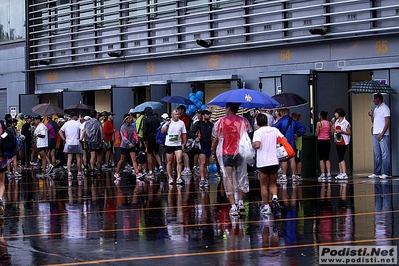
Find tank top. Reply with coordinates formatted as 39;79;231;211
318;120;330;140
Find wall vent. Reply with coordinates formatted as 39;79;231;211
337;60;346;68
315;62;323;70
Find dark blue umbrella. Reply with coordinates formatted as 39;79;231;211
132;101;163;113
161;96;194;105
207;88;280;108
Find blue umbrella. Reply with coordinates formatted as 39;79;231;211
132;101;163;113
161;96;194;105
208;88;280;108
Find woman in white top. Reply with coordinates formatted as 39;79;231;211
252;114;286;217
331;108;351;180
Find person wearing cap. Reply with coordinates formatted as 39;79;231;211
114;114;142;184
177;105;193;175
161;109;187;185
142;107;162;178
33;115;49;178
59;112;84;186
191;109;214;189
82;109;104;176
103;112;116;168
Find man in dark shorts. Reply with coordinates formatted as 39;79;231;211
191;109;214;189
161;109;187;185
212;102;251;218
46;115;59;171
143;107;162;179
83;110;103;176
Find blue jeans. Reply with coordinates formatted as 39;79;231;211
372;134;391;175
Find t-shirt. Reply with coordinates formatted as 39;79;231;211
164;120;186;147
373;102;390;135
34;122;48;148
334;118;350;146
61;120;81;146
103;120;115;142
253;126;284;167
215;115;249;156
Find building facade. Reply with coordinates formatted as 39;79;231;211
0;0;26;118
18;0;399;175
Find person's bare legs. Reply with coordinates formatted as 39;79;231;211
224;166;235;205
258;171;269;204
175;150;183;179
199;153;207;179
166;153;175;179
319;160;326;174
130;152;139;174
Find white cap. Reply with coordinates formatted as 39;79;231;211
161;113;169;119
129;108;134;114
58;118;65;122
84;116;91;121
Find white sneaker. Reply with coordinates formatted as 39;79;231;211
336;173;348;180
168;177;174;184
278;175;287;183
181;169;192;175
291;174;298;181
380;174;390;179
176;177;184;184
368;173;379;178
327;173;332;179
318;173;326;181
260;205;272;216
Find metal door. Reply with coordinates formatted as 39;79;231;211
19;94;40;116
150;84;167;115
170;83;192;110
62;91;84;109
313;71;351;175
281;74;311;132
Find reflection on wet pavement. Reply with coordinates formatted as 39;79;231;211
1;170;399;265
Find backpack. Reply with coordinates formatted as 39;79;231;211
155;124;167;145
0;120;18;158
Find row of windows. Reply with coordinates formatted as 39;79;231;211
0;0;25;42
28;0;399;68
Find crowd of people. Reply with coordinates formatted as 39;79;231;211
0;92;392;220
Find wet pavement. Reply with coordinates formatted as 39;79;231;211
1;169;399;265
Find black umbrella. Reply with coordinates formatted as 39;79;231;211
32;103;64;117
348;80;396;94
64;103;94;116
272;93;308;108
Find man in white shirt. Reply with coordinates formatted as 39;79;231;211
161;109;187;185
59;112;84;185
368;93;391;178
33;115;49;177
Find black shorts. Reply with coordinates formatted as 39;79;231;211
258;165;279;175
88;142;103;152
164;145;182;154
48;138;56;149
146;138;159;153
222;154;243;167
105;141;114;151
120;147;137;155
0;167;7;173
295;150;301;164
37;147;48;152
200;148;212;158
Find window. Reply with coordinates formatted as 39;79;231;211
0;0;25;42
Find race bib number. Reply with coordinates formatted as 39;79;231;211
169;135;178;141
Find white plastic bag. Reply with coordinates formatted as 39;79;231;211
238;132;255;161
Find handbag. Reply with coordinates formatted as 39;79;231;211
238;131;255;161
276;137;295;162
113;131;121;148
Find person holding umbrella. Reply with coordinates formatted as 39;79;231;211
211;102;251;218
367;93;391;179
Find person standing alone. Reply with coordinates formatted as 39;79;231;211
368;93;391;179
